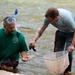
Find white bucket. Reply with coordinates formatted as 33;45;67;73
43;51;69;75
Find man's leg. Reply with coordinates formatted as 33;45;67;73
0;57;18;72
54;30;71;75
54;30;66;52
64;36;73;75
1;65;13;72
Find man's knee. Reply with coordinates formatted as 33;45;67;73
0;57;19;72
1;65;13;72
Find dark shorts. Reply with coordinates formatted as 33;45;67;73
54;30;74;52
0;57;19;69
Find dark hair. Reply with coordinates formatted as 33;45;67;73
45;7;59;19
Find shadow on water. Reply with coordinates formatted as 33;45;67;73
0;0;75;75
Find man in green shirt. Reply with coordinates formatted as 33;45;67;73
0;16;29;72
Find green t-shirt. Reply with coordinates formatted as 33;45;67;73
0;28;28;61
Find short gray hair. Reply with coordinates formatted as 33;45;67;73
3;16;16;25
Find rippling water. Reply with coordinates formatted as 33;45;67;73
0;0;75;75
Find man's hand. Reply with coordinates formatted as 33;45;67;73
20;52;29;62
29;40;36;51
68;45;74;52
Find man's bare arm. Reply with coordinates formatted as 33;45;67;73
33;25;47;42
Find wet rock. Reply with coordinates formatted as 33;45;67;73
0;70;26;75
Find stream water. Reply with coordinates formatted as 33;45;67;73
0;0;75;75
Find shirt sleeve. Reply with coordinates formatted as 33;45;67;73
66;16;75;29
19;34;28;52
43;17;49;26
